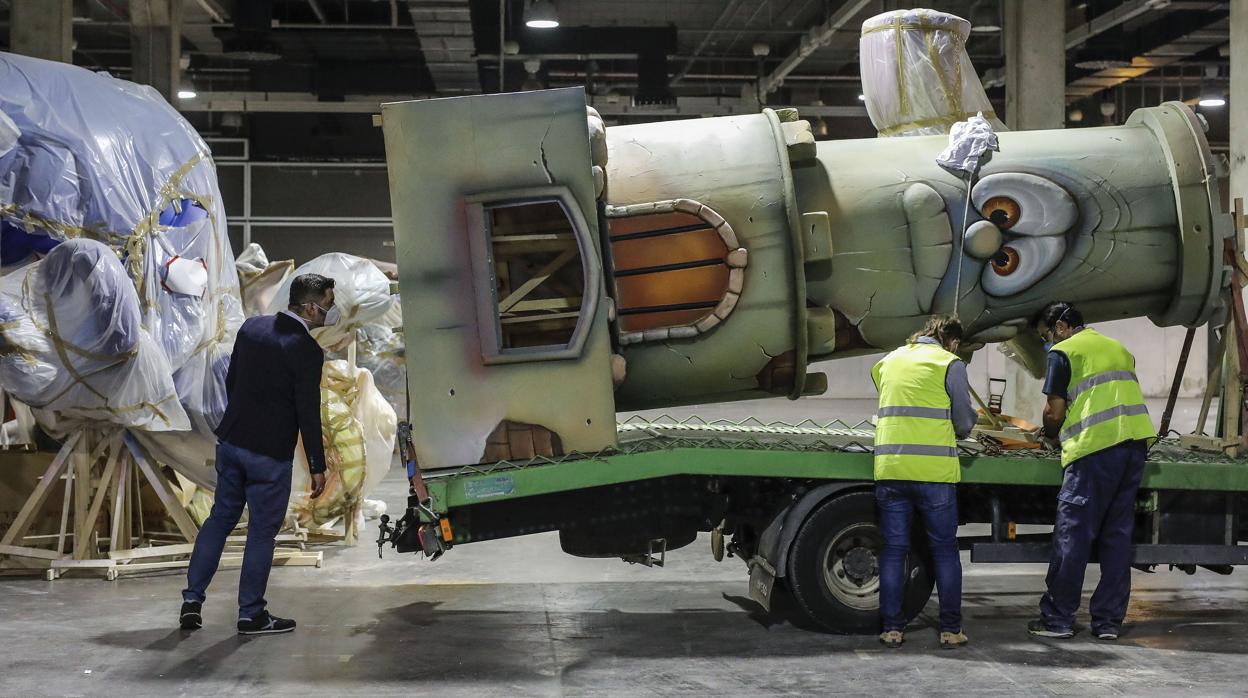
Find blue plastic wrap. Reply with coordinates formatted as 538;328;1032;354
0;52;242;472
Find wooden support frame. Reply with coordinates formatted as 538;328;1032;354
1;428;327;580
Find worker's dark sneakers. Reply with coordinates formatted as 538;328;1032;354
179;601;202;630
878;630;904;648
237;611;296;635
1095;629;1120;641
1027;619;1075;638
940;631;969;649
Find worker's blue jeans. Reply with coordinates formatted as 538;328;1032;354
876;481;962;633
183;441;293;619
1039;440;1147;635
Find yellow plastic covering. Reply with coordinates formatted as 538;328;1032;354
859;9;1005;138
291;360;396;538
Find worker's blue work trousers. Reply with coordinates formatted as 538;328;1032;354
876;481;962;633
1039;440;1147;635
183;441;293;619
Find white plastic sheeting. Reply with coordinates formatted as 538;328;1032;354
264;253;399;350
0;53;242;486
859;9;1005;138
936;113;1000;174
355;323;406;419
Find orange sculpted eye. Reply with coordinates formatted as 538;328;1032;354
991;246;1020;276
981;195;1021;230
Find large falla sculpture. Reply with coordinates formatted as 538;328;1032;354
381;9;1232;470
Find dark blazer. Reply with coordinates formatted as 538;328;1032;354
215;312;326;473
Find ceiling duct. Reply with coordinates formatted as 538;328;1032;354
219;0;282;61
406;0;481;94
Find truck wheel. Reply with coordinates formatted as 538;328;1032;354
785;490;934;634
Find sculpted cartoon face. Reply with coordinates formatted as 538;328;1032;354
797;102;1226;355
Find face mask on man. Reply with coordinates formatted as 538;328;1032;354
309;302;339;328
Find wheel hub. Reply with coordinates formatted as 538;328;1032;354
842;546;878;585
820;523;883;611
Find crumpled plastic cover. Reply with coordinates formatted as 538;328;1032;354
859;9;1006;138
0;110;17;159
291;360;396;536
235;242;294;317
355;322;406;419
936;112;1000;174
0;53;242;478
264;253;398;351
0;238;189;432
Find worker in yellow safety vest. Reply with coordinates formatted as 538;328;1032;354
871;315;975;650
1027;301;1156;641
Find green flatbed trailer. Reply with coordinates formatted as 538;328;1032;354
381;418;1248;634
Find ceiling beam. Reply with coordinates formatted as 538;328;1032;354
759;0;874;96
671;0;750;85
1065;0;1172;51
306;0;327;24
1065;14;1229;103
177;91;871;119
193;0;228;23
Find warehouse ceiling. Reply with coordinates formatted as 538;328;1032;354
0;0;1231;159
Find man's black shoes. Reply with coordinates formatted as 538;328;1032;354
179;601;202;630
237;611;296;635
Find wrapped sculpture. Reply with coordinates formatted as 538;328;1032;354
859;8;1005;137
1;55;396;539
263;252;398;535
381;58;1230;471
0;52;243;487
290;360;397;539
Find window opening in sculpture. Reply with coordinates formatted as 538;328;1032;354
486;200;586;351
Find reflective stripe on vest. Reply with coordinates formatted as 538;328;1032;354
1051;329;1156;467
871;342;961;484
1059;402;1150;442
1067;370;1139;404
874;444;959;458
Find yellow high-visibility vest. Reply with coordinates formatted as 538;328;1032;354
871;342;961;483
1051;328;1156;466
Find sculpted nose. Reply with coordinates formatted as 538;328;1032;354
962;219;1002;260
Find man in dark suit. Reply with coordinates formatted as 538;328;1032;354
179;274;335;635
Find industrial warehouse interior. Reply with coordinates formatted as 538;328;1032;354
1;0;1247;695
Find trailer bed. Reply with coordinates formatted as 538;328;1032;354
422;416;1248;512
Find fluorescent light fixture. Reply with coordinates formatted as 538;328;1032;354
1198;97;1226;107
525;0;559;29
177;89;197;99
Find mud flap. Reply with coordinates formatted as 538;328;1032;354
748;556;778;611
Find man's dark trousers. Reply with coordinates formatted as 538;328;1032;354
1039;440;1147;635
182;441;293;619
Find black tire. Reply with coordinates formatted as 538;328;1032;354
785;490;935;634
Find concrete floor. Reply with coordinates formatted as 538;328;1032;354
1;397;1244;696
